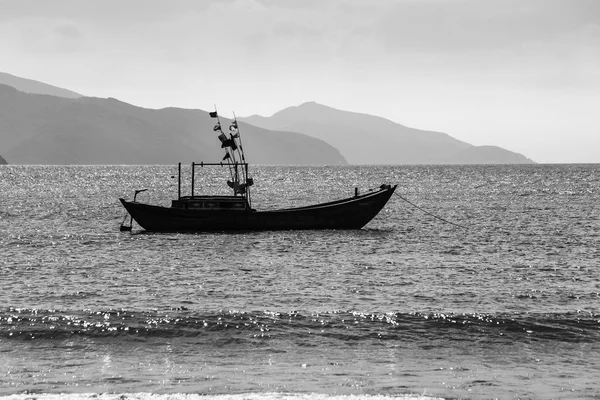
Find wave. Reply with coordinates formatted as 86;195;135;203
1;308;598;343
0;393;444;400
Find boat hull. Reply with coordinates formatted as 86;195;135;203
120;185;396;232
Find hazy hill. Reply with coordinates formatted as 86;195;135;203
443;145;533;164
0;70;534;165
0;84;346;165
242;102;535;164
0;71;82;98
0;154;6;165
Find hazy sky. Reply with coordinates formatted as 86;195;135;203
1;0;599;162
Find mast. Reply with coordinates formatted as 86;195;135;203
230;112;252;205
210;106;237;188
209;107;253;205
191;162;195;196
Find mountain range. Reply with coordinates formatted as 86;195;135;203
242;102;533;165
0;72;534;165
0;71;82;99
0;84;344;165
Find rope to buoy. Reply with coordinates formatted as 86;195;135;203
393;191;469;230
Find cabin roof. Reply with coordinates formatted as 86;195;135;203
179;195;246;202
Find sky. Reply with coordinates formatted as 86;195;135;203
1;0;599;163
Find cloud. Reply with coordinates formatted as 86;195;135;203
517;23;600;90
54;22;82;39
0;0;214;22
365;0;600;54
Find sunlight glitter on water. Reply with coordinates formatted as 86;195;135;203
1;394;443;400
2;164;600;399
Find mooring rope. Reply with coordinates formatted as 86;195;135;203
393;191;469;230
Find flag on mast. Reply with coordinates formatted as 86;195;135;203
209;111;218;118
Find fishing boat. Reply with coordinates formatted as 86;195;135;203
119;110;396;232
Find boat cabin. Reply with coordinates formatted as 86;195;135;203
171;195;251;211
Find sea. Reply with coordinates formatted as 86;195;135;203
0;164;599;400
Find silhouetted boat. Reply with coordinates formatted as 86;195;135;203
119;110;396;232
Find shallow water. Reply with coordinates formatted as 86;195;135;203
1;164;599;399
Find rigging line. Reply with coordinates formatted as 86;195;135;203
393;191;469;230
232;111;251;204
232;111;246;164
223;147;235;184
213;105;235;182
228;113;244;182
216;123;236;183
211;106;237;196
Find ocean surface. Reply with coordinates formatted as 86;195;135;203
1;164;599;400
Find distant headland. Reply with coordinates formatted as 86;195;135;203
241;102;535;165
0;71;534;165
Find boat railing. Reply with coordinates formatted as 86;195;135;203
178;161;253;207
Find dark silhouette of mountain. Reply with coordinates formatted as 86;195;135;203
0;71;82;98
0;84;346;165
242;102;535;164
0;154;6;165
